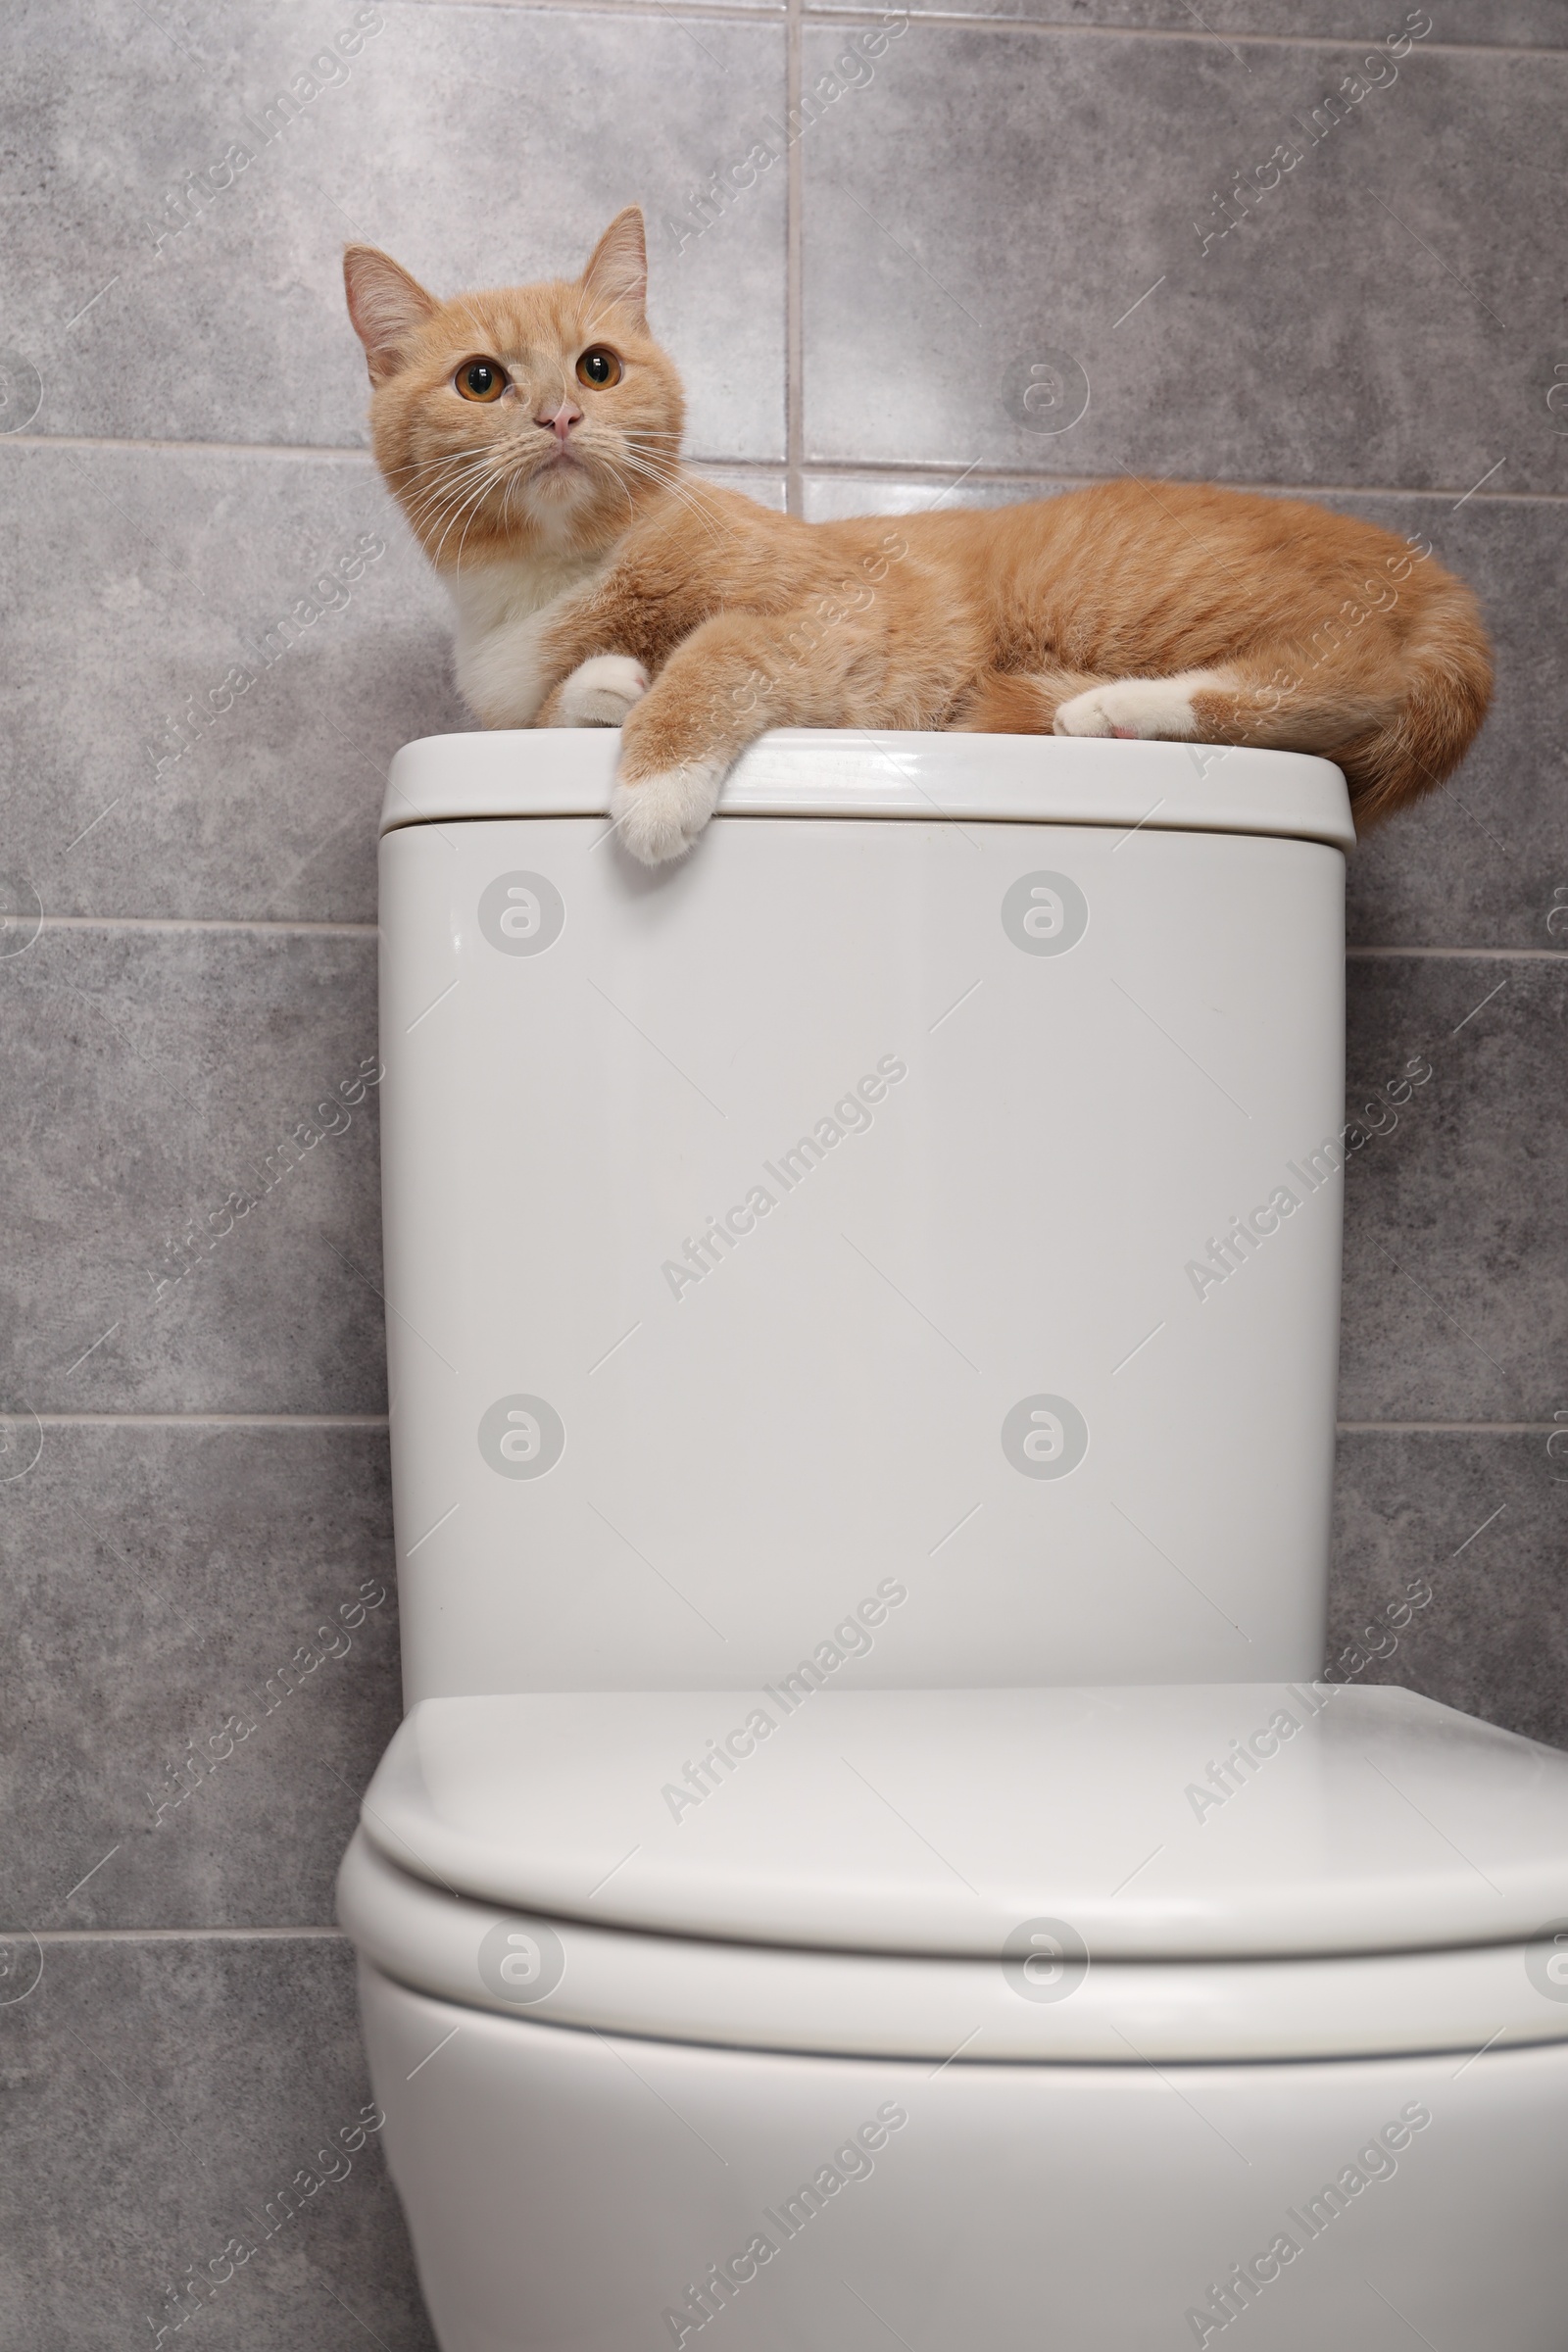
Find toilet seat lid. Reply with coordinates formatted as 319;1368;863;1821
380;730;1356;850
358;1683;1568;1962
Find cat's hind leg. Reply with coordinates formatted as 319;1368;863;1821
1054;671;1217;741
953;665;1110;734
969;657;1396;764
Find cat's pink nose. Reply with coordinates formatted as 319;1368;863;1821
535;400;582;443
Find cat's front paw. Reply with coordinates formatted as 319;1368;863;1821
609;758;724;865
555;655;650;727
1054;677;1200;741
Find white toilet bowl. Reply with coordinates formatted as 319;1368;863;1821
344;733;1568;2348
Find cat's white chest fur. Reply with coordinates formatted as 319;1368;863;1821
445;545;610;729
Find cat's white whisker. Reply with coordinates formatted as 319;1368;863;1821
453;464;513;573
599;459;642;529
418;454;504;554
430;461;511;571
408;480;495;552
611;444;727;551
400;452;503;539
392;449;493;497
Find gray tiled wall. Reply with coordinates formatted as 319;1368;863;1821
2;1;1563;2343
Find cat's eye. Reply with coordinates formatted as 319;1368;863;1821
456;359;507;403
576;346;622;389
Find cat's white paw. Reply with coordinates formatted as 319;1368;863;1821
1054;676;1200;741
556;655;650;727
610;759;724;866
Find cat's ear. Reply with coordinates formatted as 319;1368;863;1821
343;246;440;385
578;207;647;327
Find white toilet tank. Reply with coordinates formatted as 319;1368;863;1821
377;731;1352;1703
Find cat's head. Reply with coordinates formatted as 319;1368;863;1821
343;208;684;569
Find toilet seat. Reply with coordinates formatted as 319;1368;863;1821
339;1683;1568;2065
340;1831;1568;2065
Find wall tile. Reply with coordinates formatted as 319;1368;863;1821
0;1933;434;2350
1340;953;1568;1424
1;442;464;926
0;1424;398;1933
1331;1431;1568;1749
0;925;384;1414
800;468;1083;518
695;463;790;513
0;0;787;460
800;23;1568;491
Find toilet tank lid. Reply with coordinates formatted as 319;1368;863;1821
380;731;1356;851
358;1684;1568;1962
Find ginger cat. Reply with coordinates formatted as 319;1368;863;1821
345;208;1491;866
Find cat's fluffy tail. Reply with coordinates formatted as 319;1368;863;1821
1329;575;1494;825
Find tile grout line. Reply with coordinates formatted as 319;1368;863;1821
5;436;1566;509
807;7;1568;60
391;0;1568;58
413;0;785;16
33;915;378;937
34;1414;391;1429
0;433;790;474
1337;1422;1562;1434
1346;948;1564;961
785;0;805;515
24;1927;350;1941
0;435;386;464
